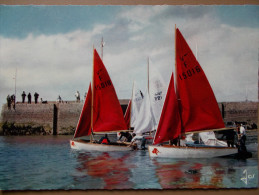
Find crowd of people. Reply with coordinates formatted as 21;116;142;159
6;91;40;110
6;90;86;110
6;94;16;110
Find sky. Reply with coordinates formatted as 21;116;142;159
0;5;258;112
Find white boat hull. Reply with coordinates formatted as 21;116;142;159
70;140;132;152
148;145;238;158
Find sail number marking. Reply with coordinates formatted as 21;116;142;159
179;65;201;80
95;80;112;90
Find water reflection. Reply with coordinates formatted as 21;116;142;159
152;158;232;189
74;152;135;189
72;149;258;189
0;136;257;190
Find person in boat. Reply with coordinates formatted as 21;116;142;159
222;129;237;147
236;123;240;135
129;133;146;150
98;134;110;145
118;131;133;142
169;133;186;146
239;124;246;145
169;138;179;146
236;124;251;158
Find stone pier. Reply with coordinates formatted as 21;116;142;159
0;100;257;135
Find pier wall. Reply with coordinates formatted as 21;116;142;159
0;101;258;135
1;103;54;134
57;103;83;135
219;102;258;125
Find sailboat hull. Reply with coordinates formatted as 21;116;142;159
70;140;132;152
148;145;238;158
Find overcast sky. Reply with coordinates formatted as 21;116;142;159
0;5;258;111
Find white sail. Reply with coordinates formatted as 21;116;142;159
149;61;167;128
199;132;227;147
134;88;155;135
185;133;194;142
130;81;144;128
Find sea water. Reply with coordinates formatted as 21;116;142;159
0;135;257;190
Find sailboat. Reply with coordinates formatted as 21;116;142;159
70;48;131;151
148;27;238;158
128;81;145;130
148;59;167;129
132;59;167;136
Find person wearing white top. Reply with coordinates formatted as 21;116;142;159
240;124;246;135
130;133;146;150
239;124;246;146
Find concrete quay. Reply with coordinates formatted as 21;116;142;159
0;100;258;135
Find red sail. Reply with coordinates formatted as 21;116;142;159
124;100;132;129
74;83;92;138
92;49;127;132
153;73;181;145
175;28;225;133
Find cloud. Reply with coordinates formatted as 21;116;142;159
0;5;258;114
119;6;168;32
0;31;93;104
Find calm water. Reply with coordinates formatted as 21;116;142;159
0;135;258;190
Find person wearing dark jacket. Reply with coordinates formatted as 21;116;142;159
28;93;31;104
118;131;133;142
34;92;39;104
21;91;26;103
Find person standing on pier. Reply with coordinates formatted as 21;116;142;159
57;95;62;103
21;91;26;103
34;92;39;104
75;91;80;102
28;93;31;104
6;95;11;110
11;94;15;109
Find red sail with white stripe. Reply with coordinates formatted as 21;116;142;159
92;49;127;132
175;28;225;133
153;73;181;145
74;83;92;138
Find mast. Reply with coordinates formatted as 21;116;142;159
91;46;95;142
14;68;17;110
174;24;178;98
129;81;135;130
147;57;150;93
101;37;104;61
195;42;198;60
